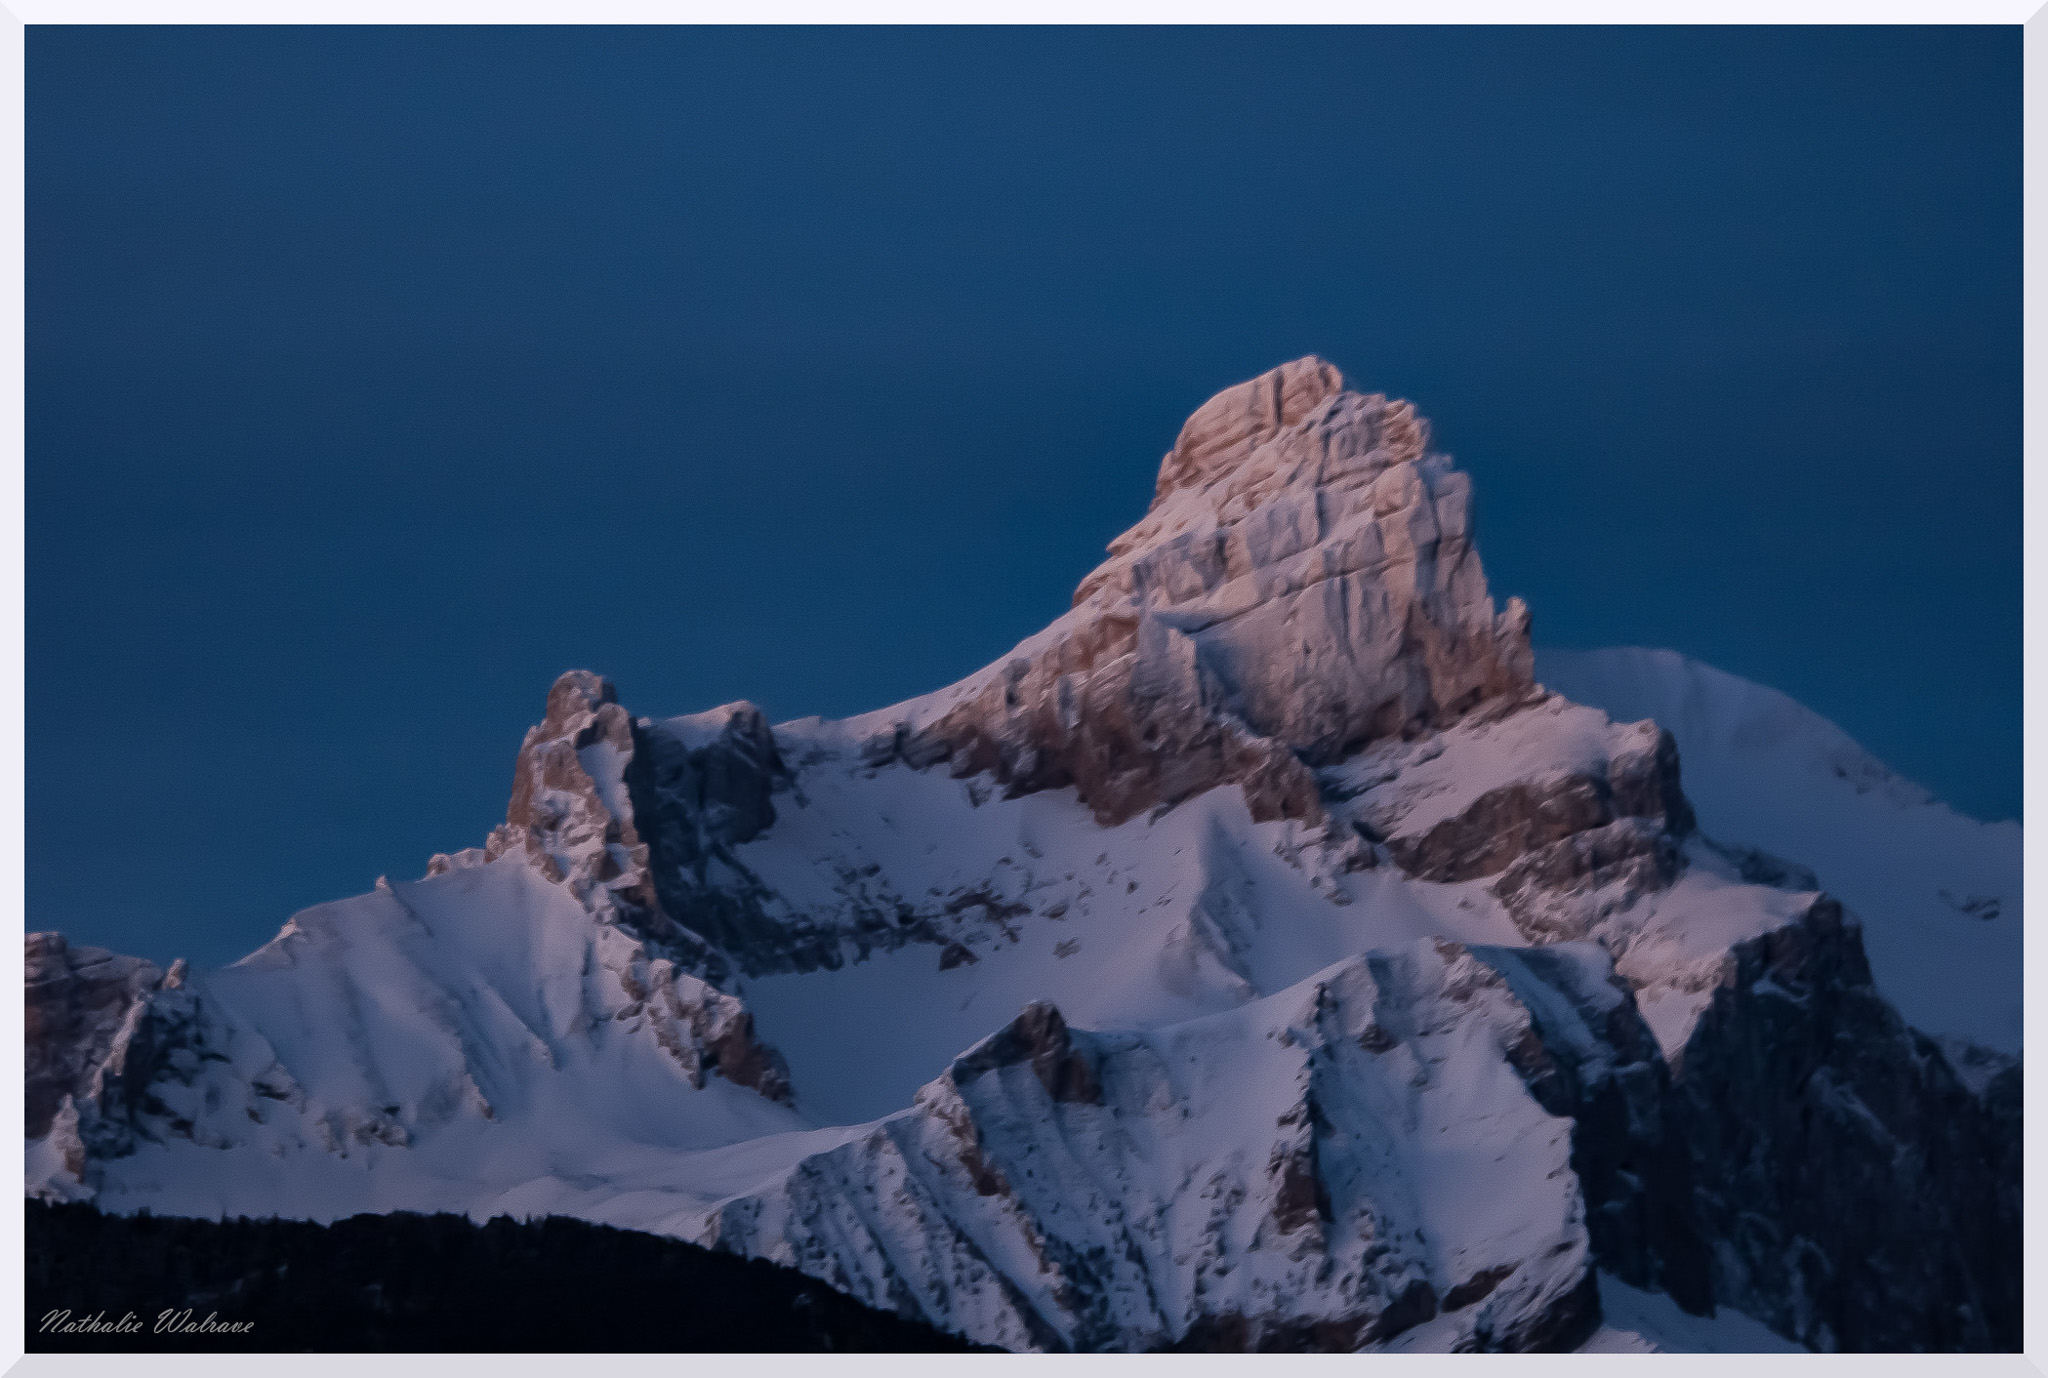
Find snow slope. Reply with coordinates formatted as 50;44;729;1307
1582;1274;1802;1354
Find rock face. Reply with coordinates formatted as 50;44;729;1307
26;934;165;1143
478;668;918;979
1489;897;2023;1353
1381;725;1691;886
1476;942;1716;1317
481;670;727;974
699;941;1605;1354
21;360;2022;1354
1666;899;2020;1351
24;934;300;1200
1337;691;1693;886
897;358;1533;828
622;703;822;974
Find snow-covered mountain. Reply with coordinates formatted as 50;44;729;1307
25;360;2020;1353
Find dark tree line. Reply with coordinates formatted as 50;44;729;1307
27;1199;989;1353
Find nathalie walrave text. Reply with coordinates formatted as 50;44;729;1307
41;1309;255;1336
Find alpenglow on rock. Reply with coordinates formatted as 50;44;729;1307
22;360;2021;1354
886;357;1534;827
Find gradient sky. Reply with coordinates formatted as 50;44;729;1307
30;26;2019;968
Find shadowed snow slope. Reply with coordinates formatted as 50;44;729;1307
25;362;2020;1353
1581;1274;1802;1354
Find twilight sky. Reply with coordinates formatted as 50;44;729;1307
30;26;2019;968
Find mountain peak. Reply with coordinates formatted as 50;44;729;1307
885;361;1531;828
538;669;620;737
1153;356;1349;507
21;363;2021;1354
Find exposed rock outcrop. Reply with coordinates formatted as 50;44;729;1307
699;942;1603;1353
27;935;165;1142
625;954;793;1105
482;671;706;963
1380;725;1691;884
621;705;828;974
1488;897;2023;1352
25;934;310;1196
1476;943;1714;1315
946;1001;1101;1107
894;358;1533;828
1491;818;1685;944
1666;898;2020;1351
481;671;923;978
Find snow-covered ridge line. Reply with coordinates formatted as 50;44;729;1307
24;360;2021;1353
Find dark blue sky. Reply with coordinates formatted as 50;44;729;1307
31;27;2019;968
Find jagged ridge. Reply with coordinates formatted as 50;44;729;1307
22;360;2021;1354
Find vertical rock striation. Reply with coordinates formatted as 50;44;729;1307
898;358;1533;827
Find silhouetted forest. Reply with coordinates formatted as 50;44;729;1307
27;1199;988;1352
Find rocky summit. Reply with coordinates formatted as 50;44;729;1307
898;356;1533;830
24;360;2021;1353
